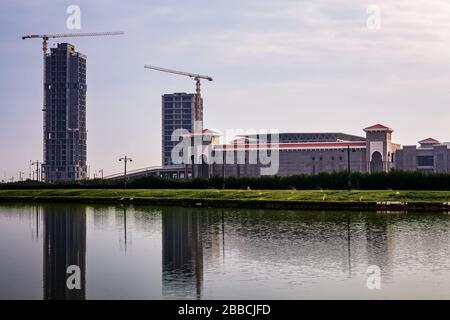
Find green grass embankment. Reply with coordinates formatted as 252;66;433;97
1;189;450;211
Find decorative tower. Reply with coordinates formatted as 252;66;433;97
364;124;395;173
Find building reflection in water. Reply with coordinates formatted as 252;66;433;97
364;213;393;277
42;204;86;300
346;216;352;278
162;207;203;300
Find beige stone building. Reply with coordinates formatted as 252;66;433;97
186;124;450;177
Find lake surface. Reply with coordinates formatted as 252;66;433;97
0;203;449;300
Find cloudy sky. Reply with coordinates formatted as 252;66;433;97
1;0;450;179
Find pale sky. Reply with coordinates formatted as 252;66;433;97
1;0;450;180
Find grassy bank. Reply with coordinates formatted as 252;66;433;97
1;189;450;211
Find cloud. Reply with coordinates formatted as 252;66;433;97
158;0;450;65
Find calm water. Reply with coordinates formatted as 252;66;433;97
0;203;449;300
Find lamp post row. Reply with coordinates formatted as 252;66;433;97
5;163;110;184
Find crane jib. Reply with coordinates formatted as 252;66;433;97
144;65;213;82
22;32;124;40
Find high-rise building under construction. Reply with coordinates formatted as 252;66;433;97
43;43;87;182
162;93;203;167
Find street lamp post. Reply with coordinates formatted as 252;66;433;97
31;160;40;182
99;169;104;180
347;145;352;191
222;150;226;190
119;156;133;189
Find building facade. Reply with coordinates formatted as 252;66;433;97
185;124;450;178
395;138;450;172
162;93;203;167
43;43;87;182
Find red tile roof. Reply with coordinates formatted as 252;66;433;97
364;124;391;131
419;137;440;144
214;141;367;151
187;129;221;136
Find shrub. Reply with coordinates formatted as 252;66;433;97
2;170;450;190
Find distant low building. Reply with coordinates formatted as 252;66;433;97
107;124;450;180
395;138;450;173
183;124;450;178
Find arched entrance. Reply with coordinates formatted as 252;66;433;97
370;151;383;173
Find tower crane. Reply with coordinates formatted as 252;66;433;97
22;31;124;109
144;65;213;131
22;31;124;181
22;31;125;55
